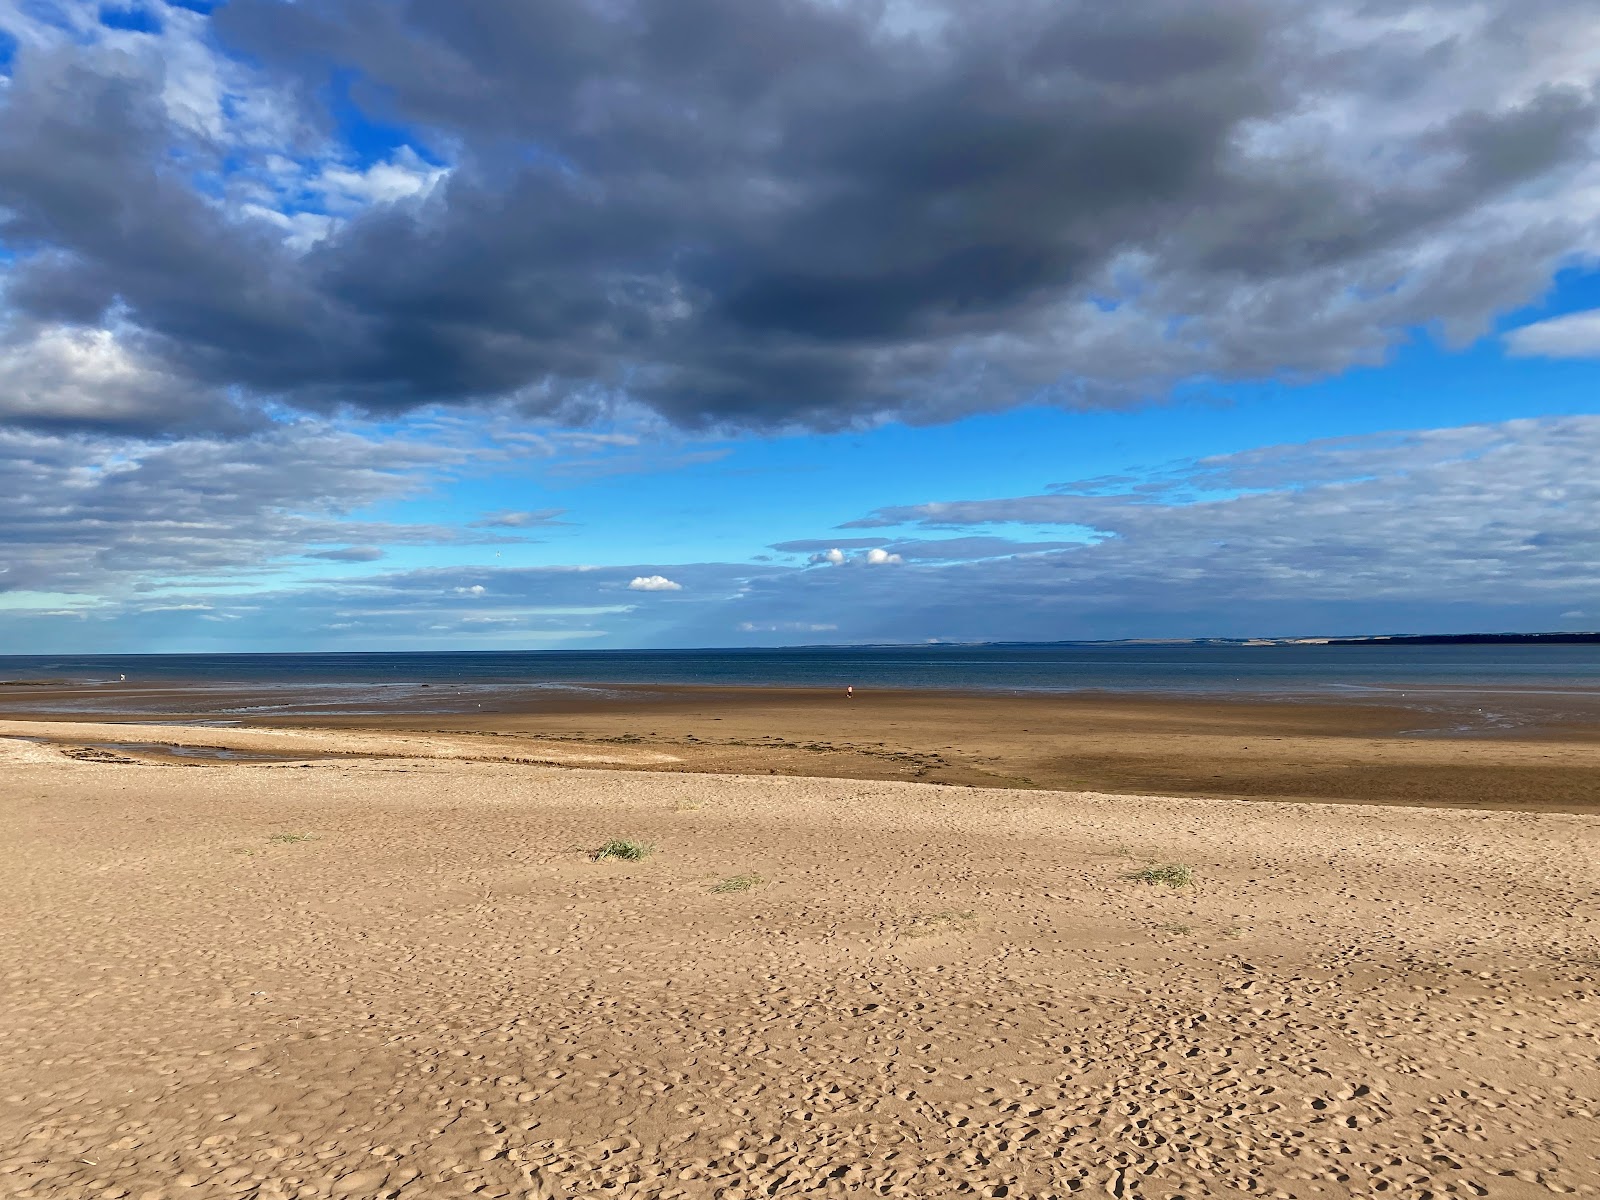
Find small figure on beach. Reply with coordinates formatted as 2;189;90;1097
846;685;854;699
118;674;126;682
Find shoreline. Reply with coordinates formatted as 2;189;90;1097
6;674;1600;720
4;681;1599;812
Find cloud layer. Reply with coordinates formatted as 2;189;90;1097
0;420;460;597
3;1;1599;434
4;416;1594;648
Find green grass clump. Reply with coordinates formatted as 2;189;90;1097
1125;863;1195;888
710;873;763;893
593;838;654;862
267;832;315;844
904;909;978;938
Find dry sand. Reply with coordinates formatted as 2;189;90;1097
2;732;1597;1199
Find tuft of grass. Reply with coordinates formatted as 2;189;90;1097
904;909;978;938
710;873;763;893
1156;921;1194;936
593;838;654;862
1125;863;1195;888
268;832;315;844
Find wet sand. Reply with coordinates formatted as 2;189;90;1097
1;735;1597;1198
4;682;1599;811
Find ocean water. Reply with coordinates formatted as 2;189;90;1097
2;643;1598;719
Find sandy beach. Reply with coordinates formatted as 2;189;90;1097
3;682;1599;811
13;2;1600;1196
2;728;1597;1199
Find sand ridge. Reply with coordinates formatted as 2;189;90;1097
0;720;681;767
2;745;1597;1198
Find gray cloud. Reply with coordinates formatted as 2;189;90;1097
828;418;1600;626
304;546;385;562
0;421;461;595
879;537;1090;561
0;399;702;603
0;2;1596;434
0;324;263;436
769;538;889;553
471;508;569;528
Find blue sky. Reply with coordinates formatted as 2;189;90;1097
1;1;1599;650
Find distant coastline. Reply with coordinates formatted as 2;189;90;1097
2;633;1599;667
1250;631;1600;647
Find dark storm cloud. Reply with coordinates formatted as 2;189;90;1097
1;1;1597;433
0;48;339;417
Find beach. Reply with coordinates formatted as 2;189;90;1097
2;717;1598;1199
13;2;1600;1196
2;681;1599;811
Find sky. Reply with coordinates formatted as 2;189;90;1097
1;0;1599;652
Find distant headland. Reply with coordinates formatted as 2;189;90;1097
1237;631;1600;647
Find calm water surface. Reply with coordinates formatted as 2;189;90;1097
2;643;1597;708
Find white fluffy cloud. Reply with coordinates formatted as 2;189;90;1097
628;575;683;592
1504;309;1600;358
808;547;903;566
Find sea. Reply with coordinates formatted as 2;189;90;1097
2;643;1599;727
